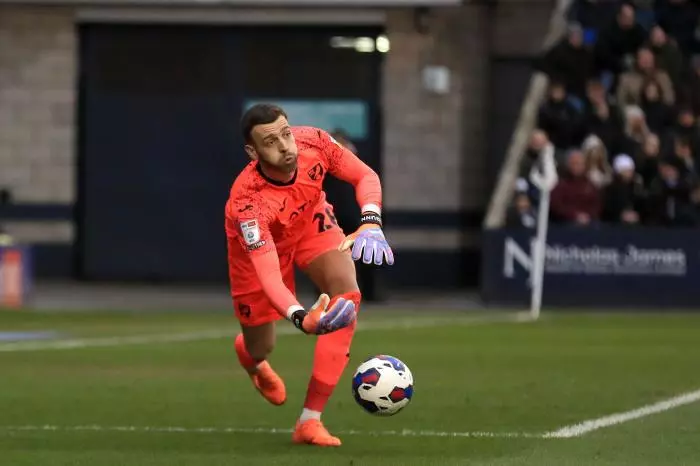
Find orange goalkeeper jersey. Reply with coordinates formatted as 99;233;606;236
225;126;382;314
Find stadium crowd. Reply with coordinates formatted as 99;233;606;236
509;0;700;228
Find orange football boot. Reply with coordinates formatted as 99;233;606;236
249;361;286;406
292;419;342;447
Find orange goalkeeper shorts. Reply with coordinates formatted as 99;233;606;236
230;201;345;327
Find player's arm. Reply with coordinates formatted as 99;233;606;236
234;202;355;335
316;129;394;266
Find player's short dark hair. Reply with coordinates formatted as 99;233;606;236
241;104;288;144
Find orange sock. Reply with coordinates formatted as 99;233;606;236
302;291;361;416
234;333;262;371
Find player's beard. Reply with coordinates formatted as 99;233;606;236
279;153;298;173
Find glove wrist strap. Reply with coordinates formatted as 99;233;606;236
290;309;308;333
360;212;382;227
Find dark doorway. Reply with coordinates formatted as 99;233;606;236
77;24;383;282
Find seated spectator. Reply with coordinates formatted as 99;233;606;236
537;82;583;149
670;136;697;175
506;189;538;229
637;133;662;187
540;22;595;98
645;157;697;225
602;154;646;224
617;47;675;106
647;25;684;89
619;105;651;156
662;106;700;158
520;129;552;176
686;184;700;225
678;55;700;116
583;78;624;151
640;79;674;134
655;0;699;57
582;134;614;188
551;149;602;225
595;3;647;74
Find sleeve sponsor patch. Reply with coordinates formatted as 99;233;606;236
240;219;262;247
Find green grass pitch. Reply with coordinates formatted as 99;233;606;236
1;309;699;465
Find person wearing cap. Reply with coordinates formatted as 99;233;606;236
551;149;602;225
602;154;646;224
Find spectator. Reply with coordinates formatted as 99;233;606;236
686;184;700;224
619;105;651;156
582;134;614;188
637;133;662;187
551;149;602;225
595;3;647;74
616;47;675;106
640;79;674;134
645;157;696;225
662;106;700;157
520;129;551;176
540;22;595;97
678;55;700;116
583;78;624;151
506;190;538;229
670;135;697;175
537;81;583;149
602;154;646;223
655;0;699;57
647;25;684;89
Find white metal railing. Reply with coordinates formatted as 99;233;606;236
484;0;575;229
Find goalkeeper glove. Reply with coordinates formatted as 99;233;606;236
290;294;356;335
339;212;394;266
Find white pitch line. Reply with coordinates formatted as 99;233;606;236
0;313;527;353
0;424;542;439
545;388;700;438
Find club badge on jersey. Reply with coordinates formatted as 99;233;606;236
240;220;266;251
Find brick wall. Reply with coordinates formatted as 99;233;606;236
382;2;550;214
0;6;76;204
382;6;489;212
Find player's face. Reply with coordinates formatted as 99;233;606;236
246;116;298;174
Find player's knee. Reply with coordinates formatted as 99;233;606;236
245;336;275;361
325;273;360;297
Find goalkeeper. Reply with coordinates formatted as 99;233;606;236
225;104;394;447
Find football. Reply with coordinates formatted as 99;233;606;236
351;354;414;416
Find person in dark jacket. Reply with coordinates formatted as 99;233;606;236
540;23;595;98
678;55;700;116
648;25;684;89
583;78;625;152
551;149;602;225
644;156;697;225
637;133;662;187
595;3;647;73
602;153;647;224
640;79;674;134
655;0;699;57
662;107;700;160
538;81;583;149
